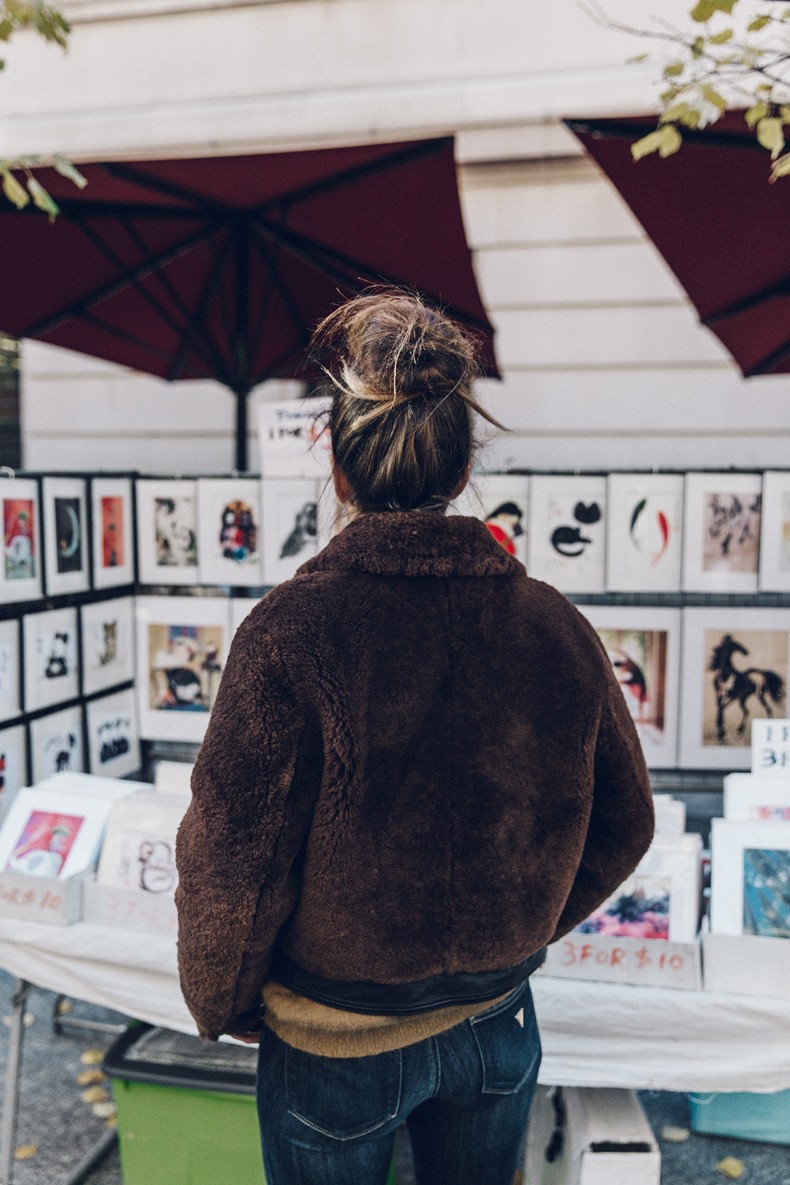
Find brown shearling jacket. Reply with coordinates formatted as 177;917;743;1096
175;512;654;1040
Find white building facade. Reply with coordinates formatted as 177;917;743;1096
2;0;787;474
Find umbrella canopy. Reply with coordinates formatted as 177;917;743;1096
566;112;790;380
0;138;497;469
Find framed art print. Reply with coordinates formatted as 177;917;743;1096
42;475;90;596
197;478;263;586
574;833;702;944
97;789;187;894
136;478;199;586
453;473;529;568
91;476;135;589
29;704;85;783
80;595;135;696
679;607;790;769
86;688;141;780
0;477;42;603
261;478;322;585
576;605;681;768
759;471;790;592
682;471;762;593
0;783;106;878
723;773;790;822
710;817;790;939
527;475;607;594
135;595;230;742
0;618;21;724
22;606;80;712
606;472;684;593
0;723;27;825
256;395;333;479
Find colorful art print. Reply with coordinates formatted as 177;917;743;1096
682;472;762;593
759;472;790;592
29;706;85;783
576;606;681;769
742;848;790;938
0;618;21;724
197;479;263;586
147;623;223;713
6;808;84;877
22;606;80;712
42;476;90;596
605;473;684;593
135;597;230;742
710;818;790;937
527;475;606;593
91;477;134;589
261;478;322;585
3;497;36;581
453;474;529;567
0;724;27;825
575;874;671;940
86;690;141;780
679;608;790;769
256;395;333;479
135;479;200;586
80;597;134;696
724;773;790;821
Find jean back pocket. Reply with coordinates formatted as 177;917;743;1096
468;984;541;1095
285;1044;403;1142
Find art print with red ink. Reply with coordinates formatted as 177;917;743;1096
6;809;84;877
101;497;125;569
606;473;684;592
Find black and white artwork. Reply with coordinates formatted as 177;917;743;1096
42;476;90;596
87;688;141;780
527;475;607;593
22;606;80;712
29;705;85;783
80;596;135;696
261;478;322;584
136;478;199;586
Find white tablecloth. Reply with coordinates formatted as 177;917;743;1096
1;917;788;1094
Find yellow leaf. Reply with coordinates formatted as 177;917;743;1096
781;106;790;124
14;1145;38;1161
76;1068;106;1086
664;62;685;77
757;116;785;159
702;85;729;112
748;15;772;32
80;1048;107;1065
26;176;59;220
745;101;770;128
769;151;790;181
631;125;682;162
80;1086;109;1104
716;1157;745;1180
709;28;734;43
2;169;29;209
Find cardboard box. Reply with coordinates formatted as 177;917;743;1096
690;1089;790;1145
540;932;702;990
524;1085;660;1185
702;928;790;998
82;879;177;935
0;868;89;924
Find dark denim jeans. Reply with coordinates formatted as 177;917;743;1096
256;979;541;1185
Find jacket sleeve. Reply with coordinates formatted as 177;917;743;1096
549;625;655;941
175;621;321;1040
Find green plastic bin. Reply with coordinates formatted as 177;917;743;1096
104;1023;398;1184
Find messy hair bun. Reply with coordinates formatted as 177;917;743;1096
311;290;500;513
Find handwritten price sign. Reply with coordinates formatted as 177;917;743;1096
752;720;790;777
541;933;702;990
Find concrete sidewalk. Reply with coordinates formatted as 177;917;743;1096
1;973;787;1185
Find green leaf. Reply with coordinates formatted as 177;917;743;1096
26;176;59;220
1;168;29;209
664;62;686;77
745;100;770;127
709;27;734;43
781;106;790;124
52;155;87;189
690;0;737;20
748;15;772;32
769;151;790;181
631;125;683;162
691;35;705;57
757;117;785;159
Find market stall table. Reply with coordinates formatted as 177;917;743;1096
2;915;790;1181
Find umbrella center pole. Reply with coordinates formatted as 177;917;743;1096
233;386;251;473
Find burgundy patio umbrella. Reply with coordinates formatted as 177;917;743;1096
566;112;790;380
0;137;497;469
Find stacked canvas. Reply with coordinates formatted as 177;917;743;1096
704;728;790;996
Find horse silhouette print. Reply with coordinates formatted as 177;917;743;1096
709;633;786;744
